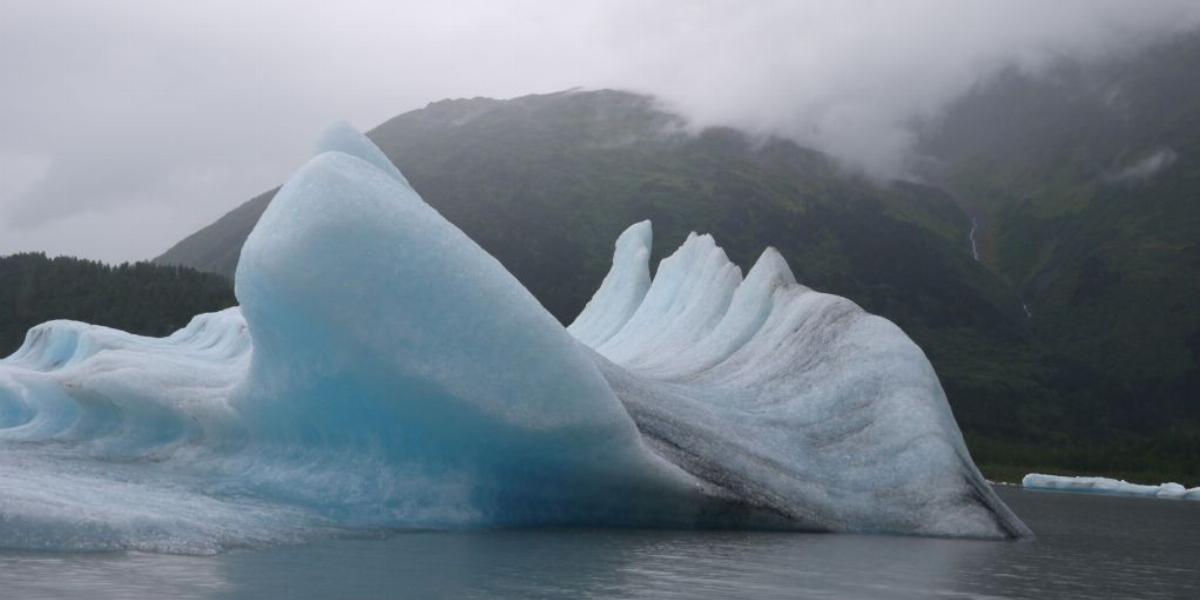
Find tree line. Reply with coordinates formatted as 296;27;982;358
0;252;236;356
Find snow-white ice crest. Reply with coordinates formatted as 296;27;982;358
0;125;1030;553
1023;474;1200;500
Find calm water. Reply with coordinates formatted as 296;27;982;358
1;487;1197;599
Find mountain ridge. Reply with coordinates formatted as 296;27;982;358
155;41;1200;482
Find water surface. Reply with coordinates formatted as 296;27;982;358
2;487;1197;599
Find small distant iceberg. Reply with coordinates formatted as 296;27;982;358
0;124;1030;553
1023;473;1200;500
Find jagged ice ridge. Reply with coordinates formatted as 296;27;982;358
0;124;1030;553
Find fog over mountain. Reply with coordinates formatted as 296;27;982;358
3;0;1200;261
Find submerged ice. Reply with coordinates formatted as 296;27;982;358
0;124;1030;553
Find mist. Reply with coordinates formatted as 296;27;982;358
3;0;1199;262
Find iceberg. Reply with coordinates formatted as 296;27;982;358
0;124;1029;553
1023;473;1200;500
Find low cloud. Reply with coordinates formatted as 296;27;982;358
1108;147;1179;183
3;1;1200;260
592;1;1200;178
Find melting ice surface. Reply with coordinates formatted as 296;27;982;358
1023;474;1200;500
0;125;1030;553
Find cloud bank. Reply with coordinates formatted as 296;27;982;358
3;0;1199;261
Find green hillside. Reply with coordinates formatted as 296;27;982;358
919;30;1200;481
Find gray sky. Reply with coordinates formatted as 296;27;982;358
3;0;1199;263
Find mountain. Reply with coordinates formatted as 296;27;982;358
157;33;1200;483
917;30;1200;479
0;253;236;355
161;90;1012;326
158;90;1026;397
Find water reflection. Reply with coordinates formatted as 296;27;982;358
209;528;991;599
0;551;228;599
1;488;1197;599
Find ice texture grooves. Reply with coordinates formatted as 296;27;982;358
0;126;1028;553
576;226;1030;539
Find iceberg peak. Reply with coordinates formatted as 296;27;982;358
567;220;653;347
314;121;412;188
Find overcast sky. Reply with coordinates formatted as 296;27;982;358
3;0;1199;263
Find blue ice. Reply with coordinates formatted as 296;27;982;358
0;126;1029;553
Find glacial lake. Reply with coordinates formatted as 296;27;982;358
1;487;1196;599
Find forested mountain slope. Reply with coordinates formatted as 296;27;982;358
1;253;236;355
918;30;1200;478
